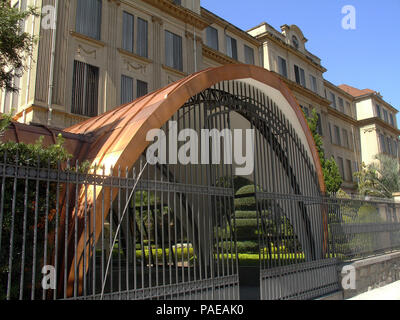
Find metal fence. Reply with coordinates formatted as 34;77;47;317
1;157;399;300
1;79;400;301
0;154;239;301
326;195;400;261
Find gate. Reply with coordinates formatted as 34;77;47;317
0;75;343;300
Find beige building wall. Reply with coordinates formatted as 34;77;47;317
356;99;375;120
201;8;261;68
353;95;400;166
2;0;399;194
5;0;209;128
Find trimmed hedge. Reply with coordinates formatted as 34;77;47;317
235;211;257;219
234;185;257;210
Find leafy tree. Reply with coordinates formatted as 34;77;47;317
306;109;343;193
354;154;400;198
0;0;38;92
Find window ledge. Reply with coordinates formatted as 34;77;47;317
118;48;153;64
70;31;105;48
162;64;187;77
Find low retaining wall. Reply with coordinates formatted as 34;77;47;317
341;251;400;299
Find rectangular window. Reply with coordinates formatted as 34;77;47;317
76;0;102;40
379;134;386;153
330;92;337;109
122;12;134;53
383;109;389;123
338;97;344;113
137;18;148;58
226;35;238;60
387;137;392;155
278;56;287;78
393;140;398;157
316;113;323;136
72;60;99;117
294;65;306;87
376;104;381;118
206;26;219;51
346;102;351;116
137;80;148;98
244;45;255;65
337;157;345;179
165;30;183;71
346;159;353;182
349;131;354;150
301;105;309;118
390;113;395;127
329;123;333;143
121;75;134;104
342;129;349;148
310;75;317;93
334;125;341;146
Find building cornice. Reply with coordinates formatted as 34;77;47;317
273;71;331;107
201;8;260;47
202;45;238;65
324;80;355;101
357;117;400;135
354;93;399;114
327;106;358;125
13;105;89;124
255;31;327;73
142;0;209;30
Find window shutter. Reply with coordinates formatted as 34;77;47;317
137;18;148;57
244;45;254;65
121;75;134;104
137;80;148;98
76;0;102;40
206;27;219;51
122;12;134;52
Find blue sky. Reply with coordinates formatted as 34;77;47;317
202;0;400;124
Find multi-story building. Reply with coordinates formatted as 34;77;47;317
1;0;399;193
339;84;400;166
248;23;365;191
323;81;361;190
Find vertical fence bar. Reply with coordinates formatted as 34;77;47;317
6;153;18;300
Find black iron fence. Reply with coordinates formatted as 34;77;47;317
0;157;399;300
0;156;239;301
326;195;400;260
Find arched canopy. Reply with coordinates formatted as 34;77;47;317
66;64;325;193
61;64;327;296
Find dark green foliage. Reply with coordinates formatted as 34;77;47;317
306;109;343;193
236;241;259;253
354;154;400;198
234;211;257;219
232;176;252;194
234;185;257;210
0;1;39;92
323;157;343;193
0;116;72;299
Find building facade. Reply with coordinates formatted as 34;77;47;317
1;0;399;193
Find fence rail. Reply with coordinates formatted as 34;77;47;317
0;159;400;300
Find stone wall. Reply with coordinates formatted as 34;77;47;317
341;251;400;299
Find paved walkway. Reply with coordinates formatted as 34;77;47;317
349;281;400;300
